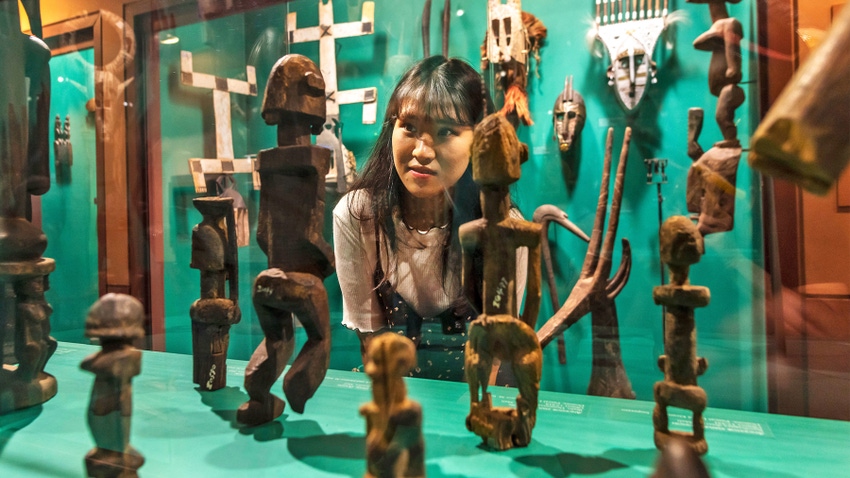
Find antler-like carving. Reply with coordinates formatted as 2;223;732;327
536;127;635;398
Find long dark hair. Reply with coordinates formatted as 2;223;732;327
348;55;487;286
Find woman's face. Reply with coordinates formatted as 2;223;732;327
392;112;474;199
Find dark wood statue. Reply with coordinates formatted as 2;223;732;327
652;216;711;455
0;0;58;414
81;294;146;478
536;128;635;399
237;54;334;426
360;334;424;478
685;0;744;236
189;196;241;391
461;113;542;450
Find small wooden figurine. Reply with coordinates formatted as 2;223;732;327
360;334;424;478
237;54;334;426
189;196;241;391
536;128;635;399
0;0;57;415
461;113;543;450
81;293;146;477
652;216;710;455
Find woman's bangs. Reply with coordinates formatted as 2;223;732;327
396;80;471;126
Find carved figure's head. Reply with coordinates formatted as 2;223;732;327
85;293;146;341
261;54;326;135
659;216;704;267
553;82;586;153
365;334;416;379
472;113;528;187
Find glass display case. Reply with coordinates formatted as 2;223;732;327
1;0;848;476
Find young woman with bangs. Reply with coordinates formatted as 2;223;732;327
333;56;527;380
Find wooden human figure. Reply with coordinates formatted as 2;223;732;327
686;0;744;236
360;334;424;478
81;294;145;478
189;196;241;391
461;113;542;450
0;0;57;414
236;54;334;426
652;216;710;455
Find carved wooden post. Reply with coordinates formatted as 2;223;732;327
0;0;57;414
652;216;710;455
189;196;240;391
82;294;145;478
237;54;334;426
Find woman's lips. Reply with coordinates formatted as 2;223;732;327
409;167;436;179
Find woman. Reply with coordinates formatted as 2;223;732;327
333;56;526;379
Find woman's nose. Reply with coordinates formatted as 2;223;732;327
412;137;435;162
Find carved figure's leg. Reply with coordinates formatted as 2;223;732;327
653;381;671;434
194;323;231;391
464;318;492;404
238;270;296;426
716;84;745;142
279;271;330;414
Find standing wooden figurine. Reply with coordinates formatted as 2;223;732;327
461;113;542;450
189;196;240;391
81;294;145;477
652;216;710;455
0;0;57;414
237;54;334;425
360;334;424;478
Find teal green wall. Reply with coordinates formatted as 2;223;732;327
41;47;99;343
155;0;766;411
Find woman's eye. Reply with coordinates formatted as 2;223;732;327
401;122;416;133
438;127;458;137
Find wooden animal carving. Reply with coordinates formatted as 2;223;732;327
536;127;635;399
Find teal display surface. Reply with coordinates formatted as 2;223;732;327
1;342;847;477
148;0;766;411
41;47;99;344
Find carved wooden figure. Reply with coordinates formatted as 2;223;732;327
237;54;334;426
0;0;58;414
536;128;635;399
81;294;145;478
360;334;424;478
686;107;741;236
189;196;241;391
552;76;586;154
685;0;744;235
652;216;711;455
54;114;72;183
460;113;542;450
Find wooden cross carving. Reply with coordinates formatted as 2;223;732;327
287;0;378;192
180;50;260;193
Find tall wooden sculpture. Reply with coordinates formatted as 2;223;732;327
536;128;635;399
360;334;424;478
652;216;710;455
685;0;744;236
461;113;542;450
81;294;145;478
236;54;334;426
0;0;57;414
189;196;241;391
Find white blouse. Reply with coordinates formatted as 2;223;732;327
333;190;528;333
